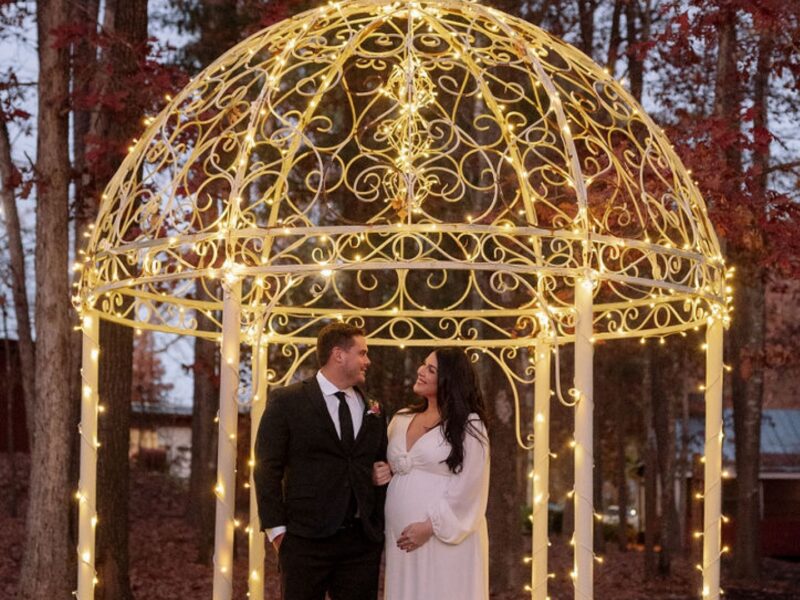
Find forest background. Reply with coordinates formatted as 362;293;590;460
1;0;799;598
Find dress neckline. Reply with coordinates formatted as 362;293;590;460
404;413;440;453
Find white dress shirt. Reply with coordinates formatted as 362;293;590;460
316;370;365;439
266;371;365;542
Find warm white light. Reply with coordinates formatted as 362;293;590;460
71;12;727;600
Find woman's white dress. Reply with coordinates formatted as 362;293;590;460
384;412;490;600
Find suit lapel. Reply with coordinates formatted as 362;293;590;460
353;386;371;448
303;377;342;448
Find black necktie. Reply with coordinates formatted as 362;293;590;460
334;391;355;449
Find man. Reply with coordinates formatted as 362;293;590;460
254;322;388;600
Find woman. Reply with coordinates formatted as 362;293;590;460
373;347;490;600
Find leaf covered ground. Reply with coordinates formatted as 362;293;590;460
1;458;797;599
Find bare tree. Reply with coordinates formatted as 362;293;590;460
708;5;766;580
68;0;101;532
642;346;658;578
188;304;220;564
2;297;20;517
652;341;681;575
605;0;623;71
0;119;35;446
17;0;74;597
486;371;528;594
85;1;149;597
614;388;629;551
625;0;647;102
593;349;606;555
576;0;598;57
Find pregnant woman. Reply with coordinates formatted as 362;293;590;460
373;347;490;600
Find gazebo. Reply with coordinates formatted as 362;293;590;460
74;0;730;598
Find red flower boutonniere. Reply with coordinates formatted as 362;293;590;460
367;399;382;417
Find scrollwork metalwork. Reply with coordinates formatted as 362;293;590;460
75;0;727;375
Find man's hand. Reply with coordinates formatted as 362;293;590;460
372;461;392;486
396;519;433;552
271;532;285;552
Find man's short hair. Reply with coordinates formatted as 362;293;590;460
316;322;366;367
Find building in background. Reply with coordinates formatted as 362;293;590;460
130;402;192;479
683;405;800;558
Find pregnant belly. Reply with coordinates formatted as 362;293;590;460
385;472;448;538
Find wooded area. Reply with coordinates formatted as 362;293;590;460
1;0;799;598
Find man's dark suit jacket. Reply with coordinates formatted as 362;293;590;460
253;375;388;543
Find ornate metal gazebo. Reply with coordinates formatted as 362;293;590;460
74;0;730;598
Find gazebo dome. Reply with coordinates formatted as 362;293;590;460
76;0;727;345
73;3;731;600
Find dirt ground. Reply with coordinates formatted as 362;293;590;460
1;457;798;599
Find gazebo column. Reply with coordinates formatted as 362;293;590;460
248;339;268;600
212;281;242;600
76;311;100;600
702;314;724;600
531;333;552;600
573;277;594;600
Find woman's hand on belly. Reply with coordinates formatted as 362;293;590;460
396;518;433;552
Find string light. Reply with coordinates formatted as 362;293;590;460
71;2;729;599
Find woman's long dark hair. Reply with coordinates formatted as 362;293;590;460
409;347;489;473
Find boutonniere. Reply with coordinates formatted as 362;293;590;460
366;399;382;417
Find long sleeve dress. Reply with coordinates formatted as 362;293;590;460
384;411;490;600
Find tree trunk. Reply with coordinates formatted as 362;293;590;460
614;389;628;551
96;318;134;600
676;346;691;552
606;0;623;72
70;0;100;235
69;0;101;530
690;454;704;593
712;6;765;581
88;1;148;597
752;30;773;194
643;347;657;578
0;119;35;448
625;0;643;101
188;313;220;565
730;258;765;579
576;0;597;58
593;363;605;554
17;1;74;598
712;6;742;175
652;341;680;576
486;380;526;594
2;302;20;517
624;0;653;102
68;0;102;563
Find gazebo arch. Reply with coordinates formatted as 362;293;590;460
74;1;730;599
